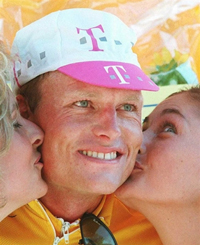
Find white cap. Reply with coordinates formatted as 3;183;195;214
11;8;159;92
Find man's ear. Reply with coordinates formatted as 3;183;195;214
16;94;33;119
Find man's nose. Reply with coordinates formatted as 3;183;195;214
91;107;121;141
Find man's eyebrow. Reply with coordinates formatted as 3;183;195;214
126;94;143;101
75;91;97;98
160;108;185;119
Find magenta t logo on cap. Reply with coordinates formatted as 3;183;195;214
104;65;131;85
11;8;159;92
76;25;105;51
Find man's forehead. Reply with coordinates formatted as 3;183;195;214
67;80;142;100
46;71;142;98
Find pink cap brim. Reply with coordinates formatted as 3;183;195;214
58;61;159;91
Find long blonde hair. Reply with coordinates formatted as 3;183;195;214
0;42;14;154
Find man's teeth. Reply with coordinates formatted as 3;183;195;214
82;151;117;160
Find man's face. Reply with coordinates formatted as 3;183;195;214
31;71;143;195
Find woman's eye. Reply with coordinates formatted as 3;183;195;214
163;124;176;133
13;121;22;129
74;100;89;107
121;104;136;112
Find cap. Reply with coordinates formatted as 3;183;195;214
11;8;159;92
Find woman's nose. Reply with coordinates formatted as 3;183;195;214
138;137;147;155
25;119;44;147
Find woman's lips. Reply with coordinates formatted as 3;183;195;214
134;161;143;170
34;155;44;167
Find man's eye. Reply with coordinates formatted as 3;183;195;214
122;104;136;111
74;100;89;107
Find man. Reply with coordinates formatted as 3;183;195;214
0;9;161;245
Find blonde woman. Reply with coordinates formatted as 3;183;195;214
116;86;200;245
0;43;47;221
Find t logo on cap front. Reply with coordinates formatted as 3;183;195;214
104;65;130;85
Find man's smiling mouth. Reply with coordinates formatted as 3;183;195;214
79;150;119;160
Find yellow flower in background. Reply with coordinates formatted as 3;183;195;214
174;50;189;66
153;48;172;66
149;47;195;86
151;48;189;68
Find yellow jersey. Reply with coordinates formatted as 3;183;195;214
0;194;162;245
